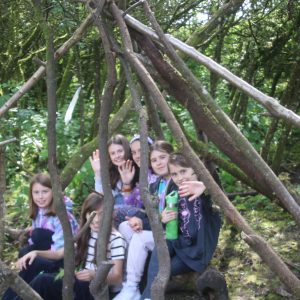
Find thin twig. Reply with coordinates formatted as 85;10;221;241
0;138;17;147
122;0;144;16
73;211;96;242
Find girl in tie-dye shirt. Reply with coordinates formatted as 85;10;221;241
2;173;78;300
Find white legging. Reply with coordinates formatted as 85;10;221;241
118;221;155;284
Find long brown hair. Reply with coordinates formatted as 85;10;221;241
29;173;55;219
75;193;104;267
107;134;133;188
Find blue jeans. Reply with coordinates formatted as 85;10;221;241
141;240;192;299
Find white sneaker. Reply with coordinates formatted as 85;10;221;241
113;284;141;300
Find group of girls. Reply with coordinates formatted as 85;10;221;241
2;133;221;300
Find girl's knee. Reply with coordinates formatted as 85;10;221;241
118;221;134;243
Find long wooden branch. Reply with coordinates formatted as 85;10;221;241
35;3;75;297
123;13;300;130
0;146;5;259
119;52;170;299
0;260;42;300
0;138;17;147
0;14;93;118
86;2;118;298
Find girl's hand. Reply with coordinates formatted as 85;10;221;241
126;216;143;232
16;250;38;270
161;209;177;224
89;149;101;177
179;181;206;201
118;160;135;186
75;269;95;281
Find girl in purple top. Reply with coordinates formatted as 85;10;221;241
115;135;157;239
122;134;157;208
2;173;78;300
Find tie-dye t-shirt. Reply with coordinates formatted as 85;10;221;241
29;196;78;250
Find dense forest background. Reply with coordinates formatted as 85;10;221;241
1;0;300;299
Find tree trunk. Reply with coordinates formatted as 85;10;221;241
143;87;165;139
118;48;170;299
0;146;5;259
56;50;75;106
87;2;118;298
36;4;76;297
271;124;292;174
260;118;279;162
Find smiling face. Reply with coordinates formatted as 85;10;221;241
130;140;141;167
31;183;53;209
150;150;170;177
108;144;126;167
169;163;197;186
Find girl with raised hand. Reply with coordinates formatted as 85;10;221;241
21;192;127;300
121;134;157;209
116;134;157;242
89;134;138;208
2;173;78;300
141;153;222;300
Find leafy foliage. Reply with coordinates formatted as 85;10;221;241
1;0;300;298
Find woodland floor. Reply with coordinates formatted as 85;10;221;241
1;194;300;300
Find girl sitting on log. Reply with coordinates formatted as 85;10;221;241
140;153;222;299
2;173;78;300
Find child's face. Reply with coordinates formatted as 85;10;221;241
150;150;170;177
108;144;125;167
86;207;103;233
32;183;53;209
169;163;197;186
130;140;141;167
